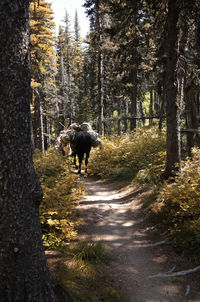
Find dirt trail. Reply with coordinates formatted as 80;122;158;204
77;177;200;302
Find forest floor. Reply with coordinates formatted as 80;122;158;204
76;176;200;302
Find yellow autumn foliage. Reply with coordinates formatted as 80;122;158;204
155;148;200;251
89;126;166;183
34;149;83;249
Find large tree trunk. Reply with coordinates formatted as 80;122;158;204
0;1;56;301
164;0;181;177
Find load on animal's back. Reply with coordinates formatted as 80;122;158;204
55;123;81;156
81;122;102;147
55;122;102;173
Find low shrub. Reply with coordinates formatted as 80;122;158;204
89;126;166;184
155;148;200;253
34;149;83;249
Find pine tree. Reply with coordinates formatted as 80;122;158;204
72;10;85;123
30;0;56;150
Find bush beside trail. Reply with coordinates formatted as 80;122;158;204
34;149;83;249
89;126;166;184
154;148;200;256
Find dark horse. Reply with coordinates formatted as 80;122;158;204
70;131;92;174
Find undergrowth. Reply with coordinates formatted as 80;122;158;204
89;126;166;184
153;148;200;257
34;149;83;249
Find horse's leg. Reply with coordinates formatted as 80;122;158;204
85;152;90;173
78;153;84;174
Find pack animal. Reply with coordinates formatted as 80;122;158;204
55;122;101;174
71;131;92;174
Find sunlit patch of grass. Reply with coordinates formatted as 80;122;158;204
71;241;113;263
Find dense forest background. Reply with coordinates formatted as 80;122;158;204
31;0;200;176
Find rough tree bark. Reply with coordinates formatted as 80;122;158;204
33;88;44;152
0;1;56;301
164;0;181;177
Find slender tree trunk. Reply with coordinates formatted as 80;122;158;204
164;0;181;177
149;89;153;126
47;116;52;148
154;91;159;115
40;103;45;152
117;107;121;135
158;91;166;131
99;52;104;136
43;114;49;150
0;1;56;300
185;90;200;154
130;62;138;130
124;99;128;133
139;99;144;126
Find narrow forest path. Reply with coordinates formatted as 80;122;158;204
77;177;200;302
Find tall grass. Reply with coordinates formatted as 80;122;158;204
55;241;123;302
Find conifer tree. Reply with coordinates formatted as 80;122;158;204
56;25;70;130
72;10;85;123
56;11;78;126
56;9;93;126
84;0;106;134
30;0;56;150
